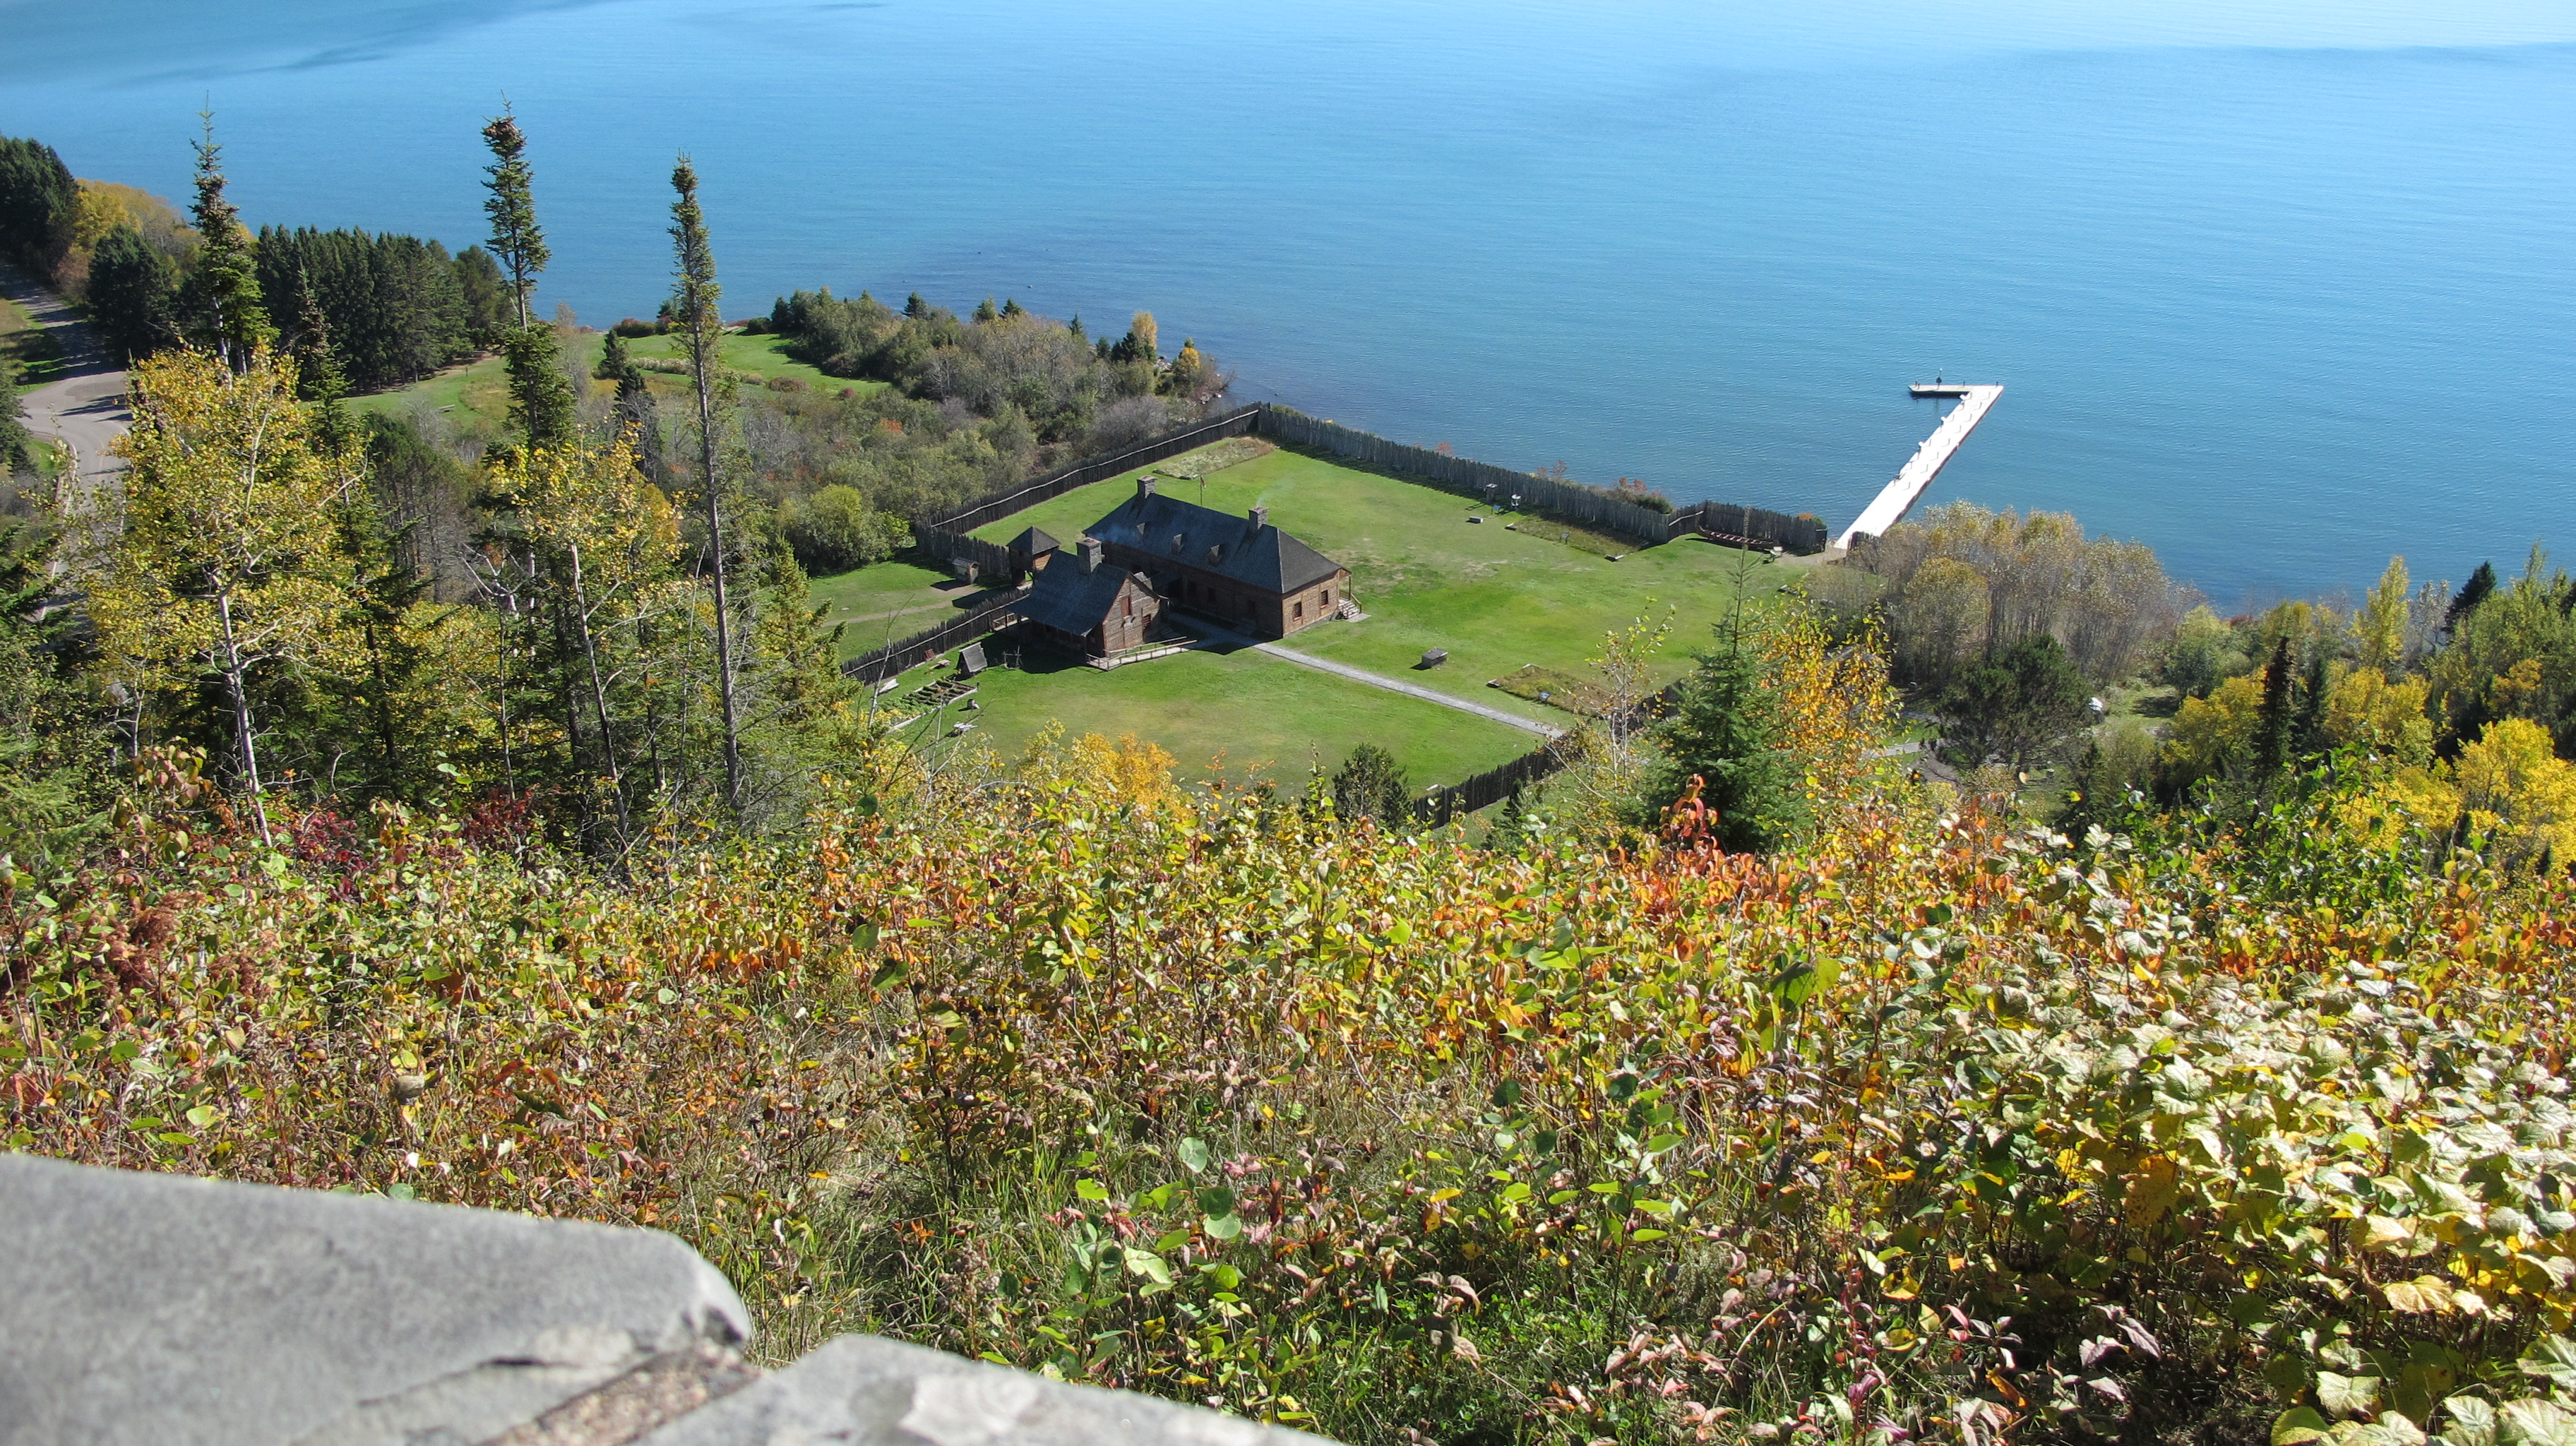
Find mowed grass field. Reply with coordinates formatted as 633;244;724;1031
350;331;882;430
807;561;1011;656
973;442;1814;727
880;642;1533;789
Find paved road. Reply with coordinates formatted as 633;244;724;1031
2;265;127;495
1176;617;1565;739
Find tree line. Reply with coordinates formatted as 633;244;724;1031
1;126;513;386
1815;501;2576;866
0;111;872;870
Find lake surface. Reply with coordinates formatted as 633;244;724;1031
4;0;2572;603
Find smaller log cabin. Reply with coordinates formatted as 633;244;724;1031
1084;479;1350;639
1015;537;1161;658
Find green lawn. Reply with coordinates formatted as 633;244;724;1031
808;558;1009;657
972;443;1813;726
350;331;883;429
881;641;1532;789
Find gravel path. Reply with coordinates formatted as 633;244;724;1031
2;264;127;496
1174;616;1565;739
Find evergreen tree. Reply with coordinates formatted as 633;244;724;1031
1938;635;2089;769
85;225;179;362
478;110;572;449
1488;782;1534;852
972;297;998;323
182;112;273;371
1330;743;1412;827
1647;626;1801;852
2445;561;2498;637
479;108;547;329
904;291;929;319
669;154;746;815
453;246;511;338
999;297;1025;319
2254;637;2296;774
0;135;77;273
595;328;636;386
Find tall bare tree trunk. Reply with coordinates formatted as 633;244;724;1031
214;592;271;844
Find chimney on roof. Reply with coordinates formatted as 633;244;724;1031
1249;505;1269;533
1138;476;1157;499
1079;537;1102;575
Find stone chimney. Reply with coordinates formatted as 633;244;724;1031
1248;505;1268;533
1078;537;1103;575
1138;476;1157;500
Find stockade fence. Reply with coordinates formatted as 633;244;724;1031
908;527;1016;585
1414;679;1686;826
1252;406;1674;548
1666;500;1829;555
922;405;1266;534
908;399;1831;568
842;590;1023;687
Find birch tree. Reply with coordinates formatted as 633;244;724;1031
87;350;349;839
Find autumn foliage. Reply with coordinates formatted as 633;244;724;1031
6;613;2576;1446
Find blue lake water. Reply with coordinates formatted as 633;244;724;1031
4;0;2572;603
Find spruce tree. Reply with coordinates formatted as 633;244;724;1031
85;226;179;362
669;154;745;815
972;297;998;323
0;136;77;273
1647;623;1801;852
2254;637;2296;774
479;108;572;449
184;112;273;371
1330;743;1412;827
595;329;634;386
2445;561;2498;637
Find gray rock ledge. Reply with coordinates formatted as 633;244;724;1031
0;1154;1332;1446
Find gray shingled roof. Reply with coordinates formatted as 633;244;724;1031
1016;559;1147;637
1006;525;1059;559
1084;494;1342;594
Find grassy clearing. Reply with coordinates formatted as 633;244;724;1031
972;443;1813;726
880;640;1532;788
807;560;1010;659
348;331;882;429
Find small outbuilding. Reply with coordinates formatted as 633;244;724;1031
1015;537;1161;658
1006;525;1060;576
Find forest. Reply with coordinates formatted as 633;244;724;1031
6;115;2576;1446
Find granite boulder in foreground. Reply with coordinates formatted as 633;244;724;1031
0;1153;1332;1446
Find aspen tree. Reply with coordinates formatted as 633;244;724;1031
88;351;347;841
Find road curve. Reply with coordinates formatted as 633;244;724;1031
2;264;128;496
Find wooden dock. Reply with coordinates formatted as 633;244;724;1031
1833;383;2003;551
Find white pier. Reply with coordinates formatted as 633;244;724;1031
1832;383;2003;551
